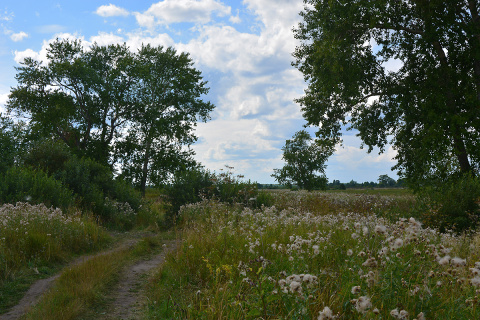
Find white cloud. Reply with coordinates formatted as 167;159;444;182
10;31;28;42
95;4;129;17
135;0;231;28
89;32;124;46
14;48;41;64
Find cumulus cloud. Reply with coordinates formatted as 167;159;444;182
95;4;129;17
135;0;231;28
10;31;28;42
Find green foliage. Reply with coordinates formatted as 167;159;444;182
164;166;259;225
23;140;72;175
272;130;331;191
0;166;75;209
208;166;258;205
164;167;214;225
417;174;480;232
293;0;480;187
0;114;27;174
8;39;215;193
57;157;141;229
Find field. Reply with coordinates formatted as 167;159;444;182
2;189;480;319
145;190;480;319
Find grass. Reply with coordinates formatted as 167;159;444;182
145;190;480;319
22;232;171;320
0;202;110;314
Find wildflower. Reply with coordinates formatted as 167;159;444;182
355;296;372;314
470;276;480;287
318;306;335;320
375;225;387;235
392;238;403;249
450;257;466;267
289;280;302;294
438;255;451;266
351;286;361;294
347;249;353;256
313;245;320;255
372;308;380;315
416;312;426;320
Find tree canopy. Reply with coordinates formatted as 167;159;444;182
8;39;214;194
293;0;480;187
272;130;332;190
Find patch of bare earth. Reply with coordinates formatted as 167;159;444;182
97;239;180;320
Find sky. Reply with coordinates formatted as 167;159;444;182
0;0;399;184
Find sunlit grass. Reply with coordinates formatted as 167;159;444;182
145;191;480;319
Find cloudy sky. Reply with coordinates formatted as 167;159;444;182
0;0;398;184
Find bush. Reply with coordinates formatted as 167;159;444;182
417;173;480;232
0;166;75;209
57;157;141;228
164;167;214;225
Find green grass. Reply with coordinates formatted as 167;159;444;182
145;191;480;319
0;202;110;314
22;233;170;320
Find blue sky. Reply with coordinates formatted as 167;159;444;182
0;0;399;184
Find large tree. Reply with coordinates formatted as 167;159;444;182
293;0;480;187
272;130;332;190
8;39;214;193
117;45;214;194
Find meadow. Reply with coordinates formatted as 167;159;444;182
145;190;480;319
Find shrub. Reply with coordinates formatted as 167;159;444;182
417;173;480;232
164;167;214;225
0;166;75;209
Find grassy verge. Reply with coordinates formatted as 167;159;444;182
22;233;171;320
0;202;110;313
145;192;480;319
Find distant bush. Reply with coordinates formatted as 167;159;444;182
0;166;75;209
208;166;258;205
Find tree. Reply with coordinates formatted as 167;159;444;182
8;39;214;194
117;45;214;195
272;130;332;190
8;39;136;166
378;174;396;188
293;0;480;187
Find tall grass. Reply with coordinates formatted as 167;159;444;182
0;202;109;281
146;191;480;319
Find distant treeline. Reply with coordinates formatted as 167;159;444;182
258;174;404;190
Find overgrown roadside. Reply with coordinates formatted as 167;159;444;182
0;231;178;320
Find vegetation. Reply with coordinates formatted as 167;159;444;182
145;190;480;319
0;202;109;313
7;39;214;195
272;130;332;191
293;0;480;187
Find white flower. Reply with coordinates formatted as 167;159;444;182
470;276;480;287
351;286;361;294
438;255;451;266
318;306;335;320
450;257;466;267
375;225;387;235
289;280;302;293
355;296;372;314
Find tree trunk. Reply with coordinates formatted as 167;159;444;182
140;139;151;197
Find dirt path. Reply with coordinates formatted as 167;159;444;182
0;233;167;320
98;239;180;320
